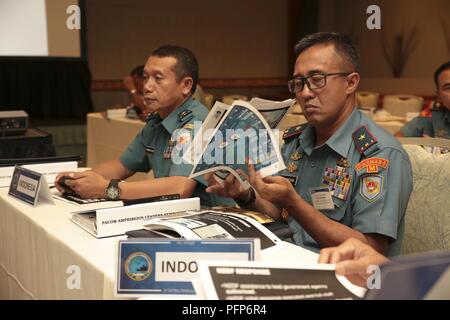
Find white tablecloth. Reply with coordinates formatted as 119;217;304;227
0;188;318;300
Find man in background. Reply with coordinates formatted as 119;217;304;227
396;61;450;139
123;65;149;121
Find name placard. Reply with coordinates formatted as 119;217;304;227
8;166;54;206
116;239;260;297
0;161;78;187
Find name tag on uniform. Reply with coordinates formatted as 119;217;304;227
8;166;54;206
310;187;334;211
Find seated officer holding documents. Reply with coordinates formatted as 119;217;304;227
206;32;413;256
56;45;231;207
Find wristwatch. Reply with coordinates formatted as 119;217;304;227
106;179;121;200
234;188;256;208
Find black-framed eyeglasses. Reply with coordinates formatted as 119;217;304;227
287;72;352;93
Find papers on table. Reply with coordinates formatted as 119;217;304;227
143;210;281;250
195;260;366;300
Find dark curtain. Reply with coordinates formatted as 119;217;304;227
0;59;93;119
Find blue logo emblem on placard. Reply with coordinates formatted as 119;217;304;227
11;172;20;191
125;252;153;281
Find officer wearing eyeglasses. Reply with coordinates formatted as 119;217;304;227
205;32;413;257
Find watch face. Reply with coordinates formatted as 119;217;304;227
107;187;120;200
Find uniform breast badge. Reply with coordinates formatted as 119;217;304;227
286;162;298;173
336;157;350;168
290;151;302;161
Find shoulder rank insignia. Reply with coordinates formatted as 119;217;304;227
352;126;377;155
355;157;389;173
178;109;193;123
283;124;306;140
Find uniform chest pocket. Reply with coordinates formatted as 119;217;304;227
322;197;348;222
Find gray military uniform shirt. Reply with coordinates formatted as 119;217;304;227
400;109;450;138
280;109;413;256
120;97;234;207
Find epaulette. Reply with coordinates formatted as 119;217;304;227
282;124;306;140
178;109;193;124
352;125;377;155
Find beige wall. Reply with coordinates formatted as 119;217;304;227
86;0;289;80
319;0;450;95
46;0;81;57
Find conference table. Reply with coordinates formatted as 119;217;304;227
0;188;319;300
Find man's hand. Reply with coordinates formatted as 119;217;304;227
55;171;109;199
204;171;250;202
243;163;298;208
318;238;389;287
205;163;299;208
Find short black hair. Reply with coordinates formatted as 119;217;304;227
151;45;199;94
130;65;144;78
294;32;360;72
434;61;450;88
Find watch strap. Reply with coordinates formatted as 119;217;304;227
234;188;256;208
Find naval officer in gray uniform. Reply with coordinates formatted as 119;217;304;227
56;45;232;207
397;61;450;139
205;33;412;256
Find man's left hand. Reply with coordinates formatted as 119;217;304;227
63;170;109;199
